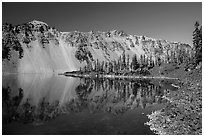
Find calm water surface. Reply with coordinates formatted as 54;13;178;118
2;74;178;135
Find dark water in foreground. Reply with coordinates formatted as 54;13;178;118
2;74;178;135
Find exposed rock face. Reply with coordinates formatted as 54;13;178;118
2;20;192;74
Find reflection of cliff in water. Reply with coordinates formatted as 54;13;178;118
2;74;79;124
2;75;167;124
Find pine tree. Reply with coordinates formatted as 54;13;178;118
126;54;130;71
193;21;200;48
172;51;177;64
143;55;148;68
118;55;122;71
170;50;175;64
101;61;105;73
109;61;113;73
105;61;108;73
122;52;126;70
166;50;170;63
113;60;117;72
93;60;97;71
156;56;161;66
140;54;147;68
140;55;143;68
177;49;183;64
193;21;202;65
131;54;140;70
197;25;202;63
199;26;202;46
96;59;100;72
148;55;154;69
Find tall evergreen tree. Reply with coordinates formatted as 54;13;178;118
126;54;130;71
177;49;183;64
93;60;97;71
193;21;202;65
165;50;170;63
197;25;202;63
122;52;126;70
143;55;148;68
113;60;118;72
109;61;113;73
131;54;140;70
118;55;122;71
96;59;100;72
101;61;105;73
140;55;143;68
148;55;154;69
105;61;108;73
155;56;161;66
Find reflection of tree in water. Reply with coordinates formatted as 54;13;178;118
75;80;93;102
65;79;94;112
2;87;23;124
3;87;61;124
2;78;167;124
17;98;60;124
71;78;167;115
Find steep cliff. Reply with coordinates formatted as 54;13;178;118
2;20;192;74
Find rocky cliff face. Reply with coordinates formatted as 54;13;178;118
2;20;192;74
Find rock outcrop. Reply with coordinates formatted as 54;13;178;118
2;20;192;74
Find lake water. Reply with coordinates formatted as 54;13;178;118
2;74;178;135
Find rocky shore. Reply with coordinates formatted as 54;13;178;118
145;64;202;135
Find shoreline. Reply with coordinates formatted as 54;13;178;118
60;72;179;80
145;67;202;135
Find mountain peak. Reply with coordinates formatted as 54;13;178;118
29;20;48;26
2;20;193;74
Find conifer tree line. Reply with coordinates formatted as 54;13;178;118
81;46;192;74
81;21;202;74
82;52;151;74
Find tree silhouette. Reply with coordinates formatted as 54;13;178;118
122;52;126;70
193;21;202;65
131;54;140;70
126;54;130;71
